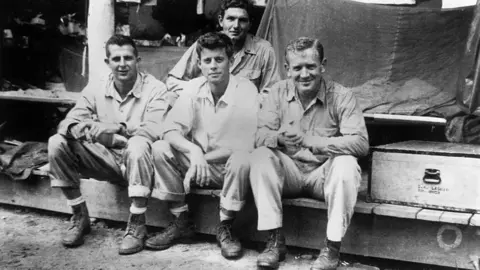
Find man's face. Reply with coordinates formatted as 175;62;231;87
105;44;139;84
219;8;251;44
198;48;230;85
285;48;325;95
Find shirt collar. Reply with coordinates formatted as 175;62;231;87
242;34;257;55
197;74;237;105
105;72;144;99
286;78;327;104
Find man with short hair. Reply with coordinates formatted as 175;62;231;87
145;32;258;260
166;0;280;95
249;37;369;269
48;35;169;255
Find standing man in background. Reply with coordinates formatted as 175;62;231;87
166;0;280;97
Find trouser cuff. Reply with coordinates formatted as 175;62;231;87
128;185;151;198
220;195;245;212
50;177;78;188
257;217;283;231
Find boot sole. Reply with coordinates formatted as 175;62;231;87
62;226;92;248
217;242;243;259
119;244;144;255
145;237;194;250
256;253;286;269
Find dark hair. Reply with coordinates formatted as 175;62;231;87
285;37;325;64
220;0;254;20
105;34;138;57
196;32;234;59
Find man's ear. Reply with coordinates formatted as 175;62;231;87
218;14;224;28
284;62;291;78
104;58;109;65
136;56;142;64
321;58;327;72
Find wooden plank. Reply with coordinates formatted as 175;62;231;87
0;94;77;106
416;209;443;222
364;114;446;126
354;201;380;214
282;198;327;209
373;204;422;219
2;175;480;269
439;211;473;225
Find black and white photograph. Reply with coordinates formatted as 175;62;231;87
0;0;479;269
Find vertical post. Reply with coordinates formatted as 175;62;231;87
0;1;5;85
87;0;115;84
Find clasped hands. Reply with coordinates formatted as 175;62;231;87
278;130;314;150
69;120;122;143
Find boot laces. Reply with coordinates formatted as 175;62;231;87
218;223;233;242
68;212;83;230
265;231;279;252
126;215;140;236
162;221;180;237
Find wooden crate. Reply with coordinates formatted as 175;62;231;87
370;140;480;212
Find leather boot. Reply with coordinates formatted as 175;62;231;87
310;246;340;270
119;213;147;255
216;221;242;259
62;202;91;247
257;228;287;269
145;212;195;250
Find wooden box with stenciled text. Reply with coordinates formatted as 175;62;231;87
369;140;480;213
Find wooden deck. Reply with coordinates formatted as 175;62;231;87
1;169;479;269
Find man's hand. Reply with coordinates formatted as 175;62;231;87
301;135;315;151
69;123;88;140
184;147;211;188
278;130;304;147
74;121;121;142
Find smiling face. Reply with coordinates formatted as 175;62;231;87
105;44;139;84
219;7;251;44
198;47;230;85
285;48;325;95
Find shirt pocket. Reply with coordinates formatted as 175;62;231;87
236;69;262;90
313;127;338;137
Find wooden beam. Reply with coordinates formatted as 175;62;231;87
87;0;115;83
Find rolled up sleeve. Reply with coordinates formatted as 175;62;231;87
255;83;282;148
166;42;202;93
57;86;96;136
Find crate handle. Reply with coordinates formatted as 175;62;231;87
423;168;441;184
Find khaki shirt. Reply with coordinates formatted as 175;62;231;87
162;74;258;153
256;78;369;169
58;72;169;142
166;34;281;94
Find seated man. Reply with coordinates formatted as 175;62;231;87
48;35;169;255
145;32;258;259
249;37;369;269
166;0;280;95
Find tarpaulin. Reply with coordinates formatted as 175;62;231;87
257;0;474;116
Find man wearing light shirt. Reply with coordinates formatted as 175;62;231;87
48;35;169;255
145;32;258;260
166;0;280;96
249;37;369;269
